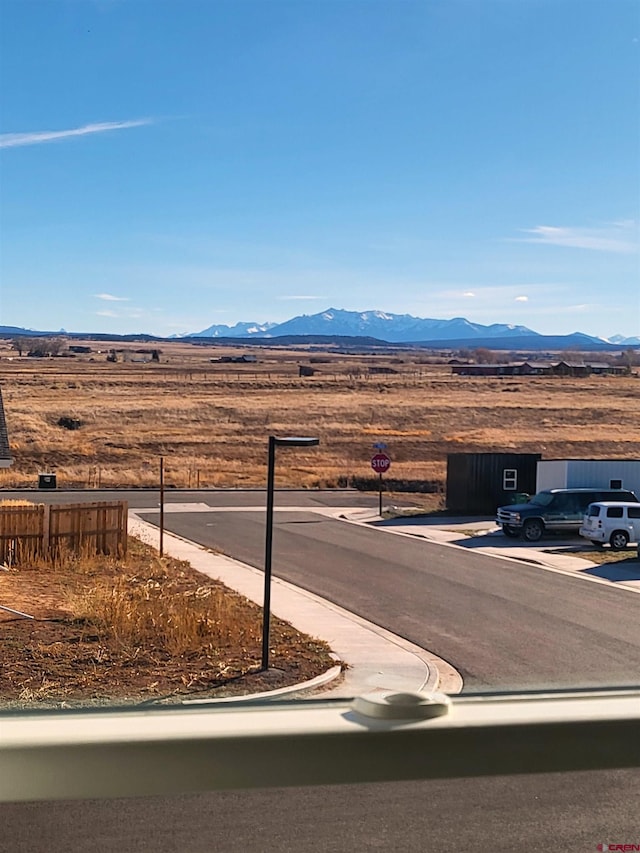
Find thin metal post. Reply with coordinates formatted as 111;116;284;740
379;472;383;516
261;436;276;671
159;456;165;557
0;604;34;619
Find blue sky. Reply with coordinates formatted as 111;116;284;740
1;0;638;339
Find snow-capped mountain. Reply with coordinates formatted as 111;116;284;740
194;308;537;343
608;334;640;346
195;320;277;337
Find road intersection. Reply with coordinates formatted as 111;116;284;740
127;491;640;694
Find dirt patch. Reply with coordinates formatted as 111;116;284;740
0;538;336;708
545;546;640;565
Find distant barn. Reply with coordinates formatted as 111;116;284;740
451;361;627;377
212;354;258;364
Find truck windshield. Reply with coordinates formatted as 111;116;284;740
529;493;555;507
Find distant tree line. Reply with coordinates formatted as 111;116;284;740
11;337;66;357
455;348;510;364
453;346;640;368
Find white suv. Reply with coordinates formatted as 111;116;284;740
579;501;640;550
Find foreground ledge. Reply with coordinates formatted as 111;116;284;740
1;688;640;801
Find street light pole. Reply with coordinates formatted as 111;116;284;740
261;435;319;671
261;436;277;671
159;456;165;557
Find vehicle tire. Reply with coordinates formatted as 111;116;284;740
609;530;629;551
522;518;544;543
502;525;520;538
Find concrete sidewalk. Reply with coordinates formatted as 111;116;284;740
128;514;463;702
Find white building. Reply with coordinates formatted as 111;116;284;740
536;459;640;499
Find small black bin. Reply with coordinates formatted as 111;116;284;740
38;473;57;490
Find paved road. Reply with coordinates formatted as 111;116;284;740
4;488;374;510
135;503;640;692
3;771;639;853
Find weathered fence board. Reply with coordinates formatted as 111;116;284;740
48;501;128;557
0;505;45;564
0;501;127;564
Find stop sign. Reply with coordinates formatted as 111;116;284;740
371;453;391;473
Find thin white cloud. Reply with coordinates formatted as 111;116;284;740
558;303;591;314
0;119;153;149
516;221;639;254
515;295;528;302
95;305;143;320
436;284;561;303
526;303;594;316
279;295;325;301
95;293;131;302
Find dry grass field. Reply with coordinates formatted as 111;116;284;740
0;339;638;495
0;536;333;706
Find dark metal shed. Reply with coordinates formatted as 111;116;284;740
446;452;541;515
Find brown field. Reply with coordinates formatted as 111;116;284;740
0;339;638;495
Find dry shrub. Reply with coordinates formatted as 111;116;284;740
14;541;121;574
1;534;333;704
70;570;260;657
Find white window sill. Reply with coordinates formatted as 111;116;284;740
2;688;640;801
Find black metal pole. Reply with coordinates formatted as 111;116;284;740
379;472;382;516
261;436;276;670
159;456;165;557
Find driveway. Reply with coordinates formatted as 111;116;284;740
367;513;640;592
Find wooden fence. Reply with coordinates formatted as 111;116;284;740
0;504;44;564
0;501;128;565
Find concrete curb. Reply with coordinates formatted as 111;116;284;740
181;664;344;705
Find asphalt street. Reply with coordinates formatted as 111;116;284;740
136;503;640;692
4;488;372;510
3;771;639;853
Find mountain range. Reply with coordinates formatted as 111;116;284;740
194;308;640;348
1;309;638;350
